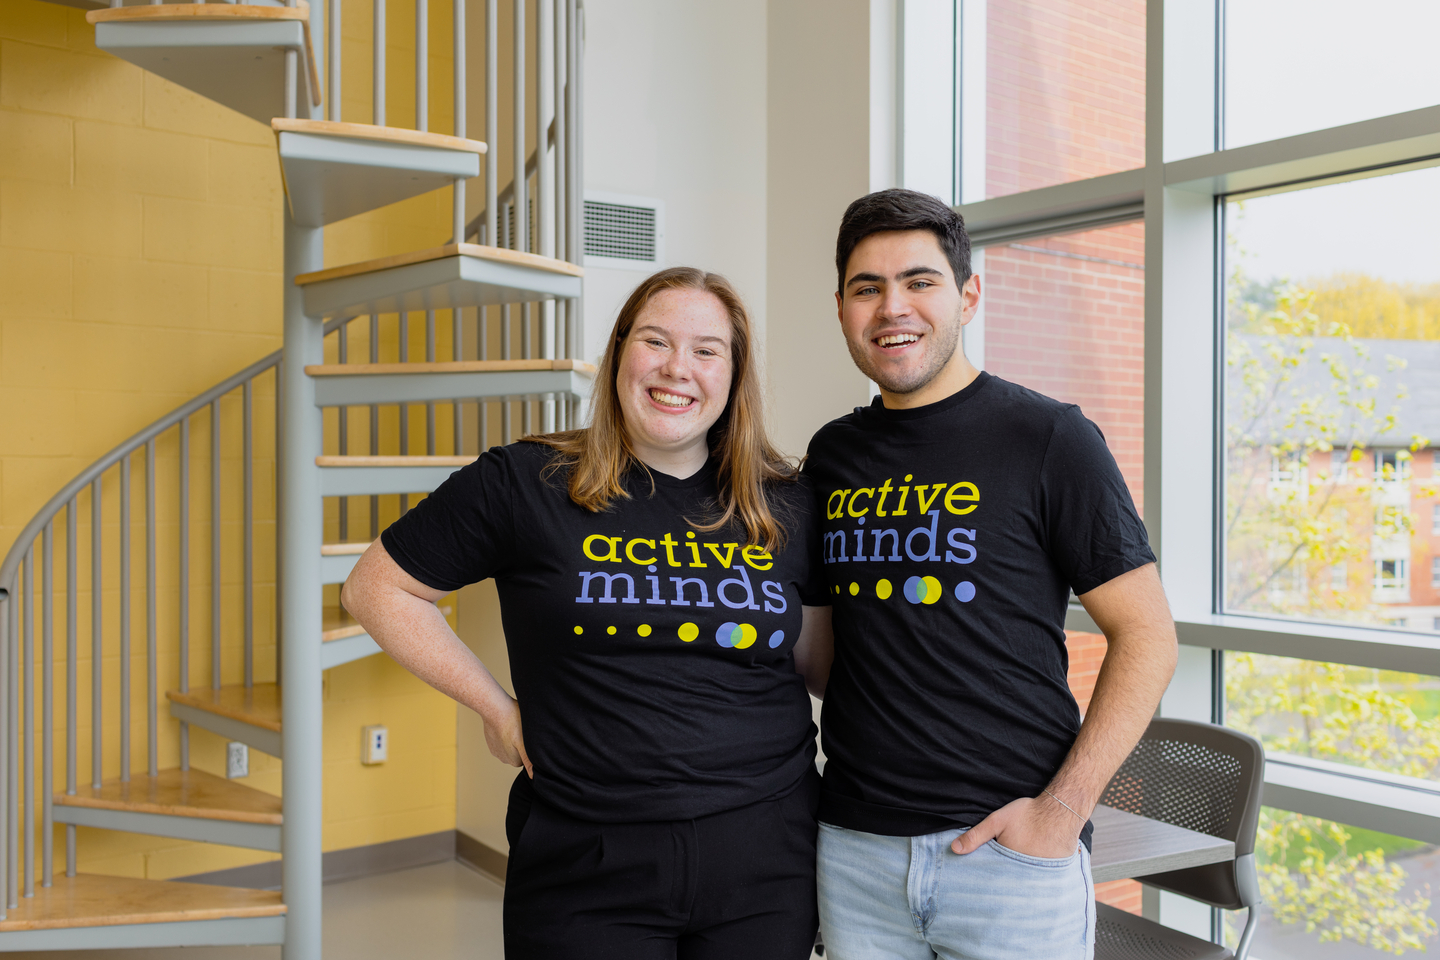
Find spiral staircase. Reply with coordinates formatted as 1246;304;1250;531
0;0;587;954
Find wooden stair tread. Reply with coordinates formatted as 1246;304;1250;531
0;873;283;932
322;603;449;642
315;455;473;467
166;684;281;733
53;769;281;826
305;358;596;377
321;540;374;556
272;118;486;155
294;242;584;286
88;3;308;24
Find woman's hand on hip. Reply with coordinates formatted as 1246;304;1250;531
484;697;533;778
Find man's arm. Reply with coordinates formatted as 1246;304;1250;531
953;562;1177;858
341;541;532;776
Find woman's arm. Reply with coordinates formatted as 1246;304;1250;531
341;541;532;776
791;605;834;699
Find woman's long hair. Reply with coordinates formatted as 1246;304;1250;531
526;267;797;549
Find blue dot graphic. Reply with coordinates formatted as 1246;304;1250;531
768;630;785;649
715;621;738;648
903;576;925;603
954;581;976;602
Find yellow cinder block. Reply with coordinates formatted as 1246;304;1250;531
141;73;272;147
142;197;281;272
0;0;69;50
74;121;209;201
0;386;77;457
0;40;143;124
0;247;71;319
145;845;278;882
208;140;283;209
0;180;143;254
0;110;72;183
72;255;208;328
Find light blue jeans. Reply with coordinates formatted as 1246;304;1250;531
816;822;1095;960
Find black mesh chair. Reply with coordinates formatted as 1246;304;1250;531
1095;718;1266;960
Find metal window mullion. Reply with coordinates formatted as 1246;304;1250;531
374;0;386;125
338;324;349;543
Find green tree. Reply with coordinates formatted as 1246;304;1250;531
1227;653;1439;952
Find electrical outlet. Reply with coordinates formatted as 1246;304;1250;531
226;741;249;779
362;725;388;765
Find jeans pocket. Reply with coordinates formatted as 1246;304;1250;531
985;838;1079;868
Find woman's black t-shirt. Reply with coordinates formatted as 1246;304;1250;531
380;441;827;824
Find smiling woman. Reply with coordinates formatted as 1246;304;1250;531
340;265;835;960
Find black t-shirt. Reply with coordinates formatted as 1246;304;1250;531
381;441;827;823
802;373;1154;845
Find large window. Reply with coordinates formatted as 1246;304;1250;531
936;0;1440;949
1223;0;1440;149
1222;167;1440;633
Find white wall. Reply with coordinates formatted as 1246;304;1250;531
456;0;772;852
578;0;770;364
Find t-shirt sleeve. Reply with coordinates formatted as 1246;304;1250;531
793;475;830;607
379;446;519;592
1039;406;1155;595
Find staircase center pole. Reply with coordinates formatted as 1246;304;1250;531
281;213;324;960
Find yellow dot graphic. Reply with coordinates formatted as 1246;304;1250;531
876;579;893;600
638;624;652;637
849;582;860;596
607;626;617;635
685;531;696;538
573;626;583;635
678;622;699;642
834;584;841;594
905;474;913;481
732;624;758;649
922;576;942;604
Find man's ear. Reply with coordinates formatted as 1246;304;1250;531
959;274;982;325
835;290;844;323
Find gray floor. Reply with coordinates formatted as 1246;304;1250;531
5;861;505;960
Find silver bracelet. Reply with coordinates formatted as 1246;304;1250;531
1041;788;1086;824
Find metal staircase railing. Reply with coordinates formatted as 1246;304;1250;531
7;0;586;953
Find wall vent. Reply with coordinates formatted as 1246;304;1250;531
584;192;665;269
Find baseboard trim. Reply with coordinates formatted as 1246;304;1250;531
179;829;458;890
455;830;507;885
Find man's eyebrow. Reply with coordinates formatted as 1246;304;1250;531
845;272;885;288
846;266;946;288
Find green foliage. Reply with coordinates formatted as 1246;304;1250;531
1254;809;1436;954
1228;653;1440;951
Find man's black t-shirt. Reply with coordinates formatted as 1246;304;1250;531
381;441;827;824
802;373;1154;845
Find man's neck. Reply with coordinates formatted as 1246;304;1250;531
878;353;983;410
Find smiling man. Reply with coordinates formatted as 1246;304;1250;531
803;189;1179;960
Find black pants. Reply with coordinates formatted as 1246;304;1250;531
503;768;820;960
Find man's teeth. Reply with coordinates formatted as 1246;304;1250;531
649;389;694;408
878;333;920;347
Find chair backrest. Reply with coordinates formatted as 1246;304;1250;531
1098;718;1265;910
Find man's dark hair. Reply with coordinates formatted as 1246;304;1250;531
834;188;971;293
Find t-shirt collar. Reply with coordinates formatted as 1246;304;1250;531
630;455;720;490
861;371;994;422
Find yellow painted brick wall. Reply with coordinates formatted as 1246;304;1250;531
0;0;464;880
